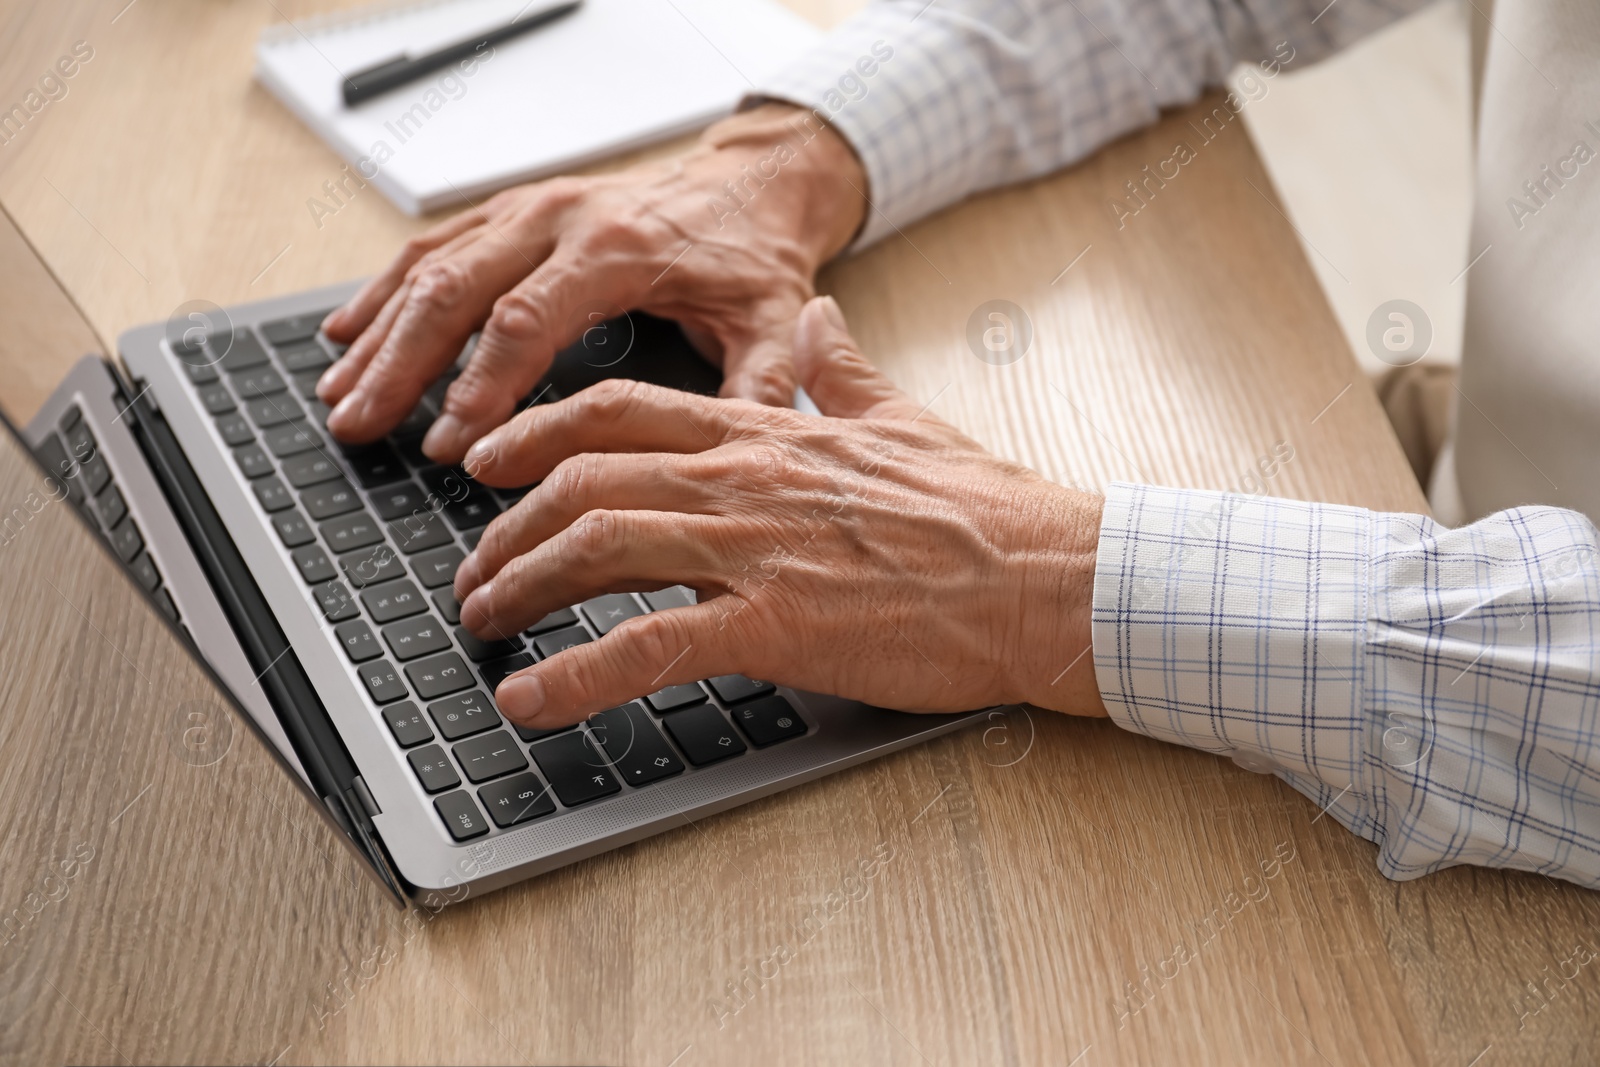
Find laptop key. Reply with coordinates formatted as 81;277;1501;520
662;704;747;766
358;659;409;704
411;545;464;589
153;589;179;622
381;701;433;747
218;331;269;372
305;398;332;429
339;546;405;587
231;366;286;399
461;527;484;551
78;453;112;497
646;683;706;713
478;652;533;695
278;342;332;374
214;411;255;447
291;544;336;584
533;625;591;659
360;578;425;622
407;745;459;793
406;651;475;700
434;791;489;840
526;607;577;635
232;443;274;480
271;509;315;548
182;360;220;386
281;452;341;488
433;587;462;624
513;722;574;743
94;484;128;530
291;370;324;399
198;382;235;415
387;512;453;554
729;695;807;747
320;512;384;553
589;702;685;786
707;675;775;705
343;443;406;488
530;732;620;806
454;626;521;662
244;394;303;429
383;615;451;661
428;690;498;741
252;476;293;512
334;619;381;663
444;491;500;530
32;433;79;504
453;730;528;783
263;420;322;458
479;773;556;828
642;586;696;612
581;593;644;635
109;517;144;563
261;310;332;347
417;464;476;504
313;580;360;621
128;551;161;592
369;481;429;521
300;477;361;520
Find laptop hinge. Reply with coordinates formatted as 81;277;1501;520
351;776;382;818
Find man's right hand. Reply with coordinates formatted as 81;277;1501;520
316;103;868;464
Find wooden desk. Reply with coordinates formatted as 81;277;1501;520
1;2;1596;1064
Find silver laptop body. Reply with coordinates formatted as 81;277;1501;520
19;280;989;903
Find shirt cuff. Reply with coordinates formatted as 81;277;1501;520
741;3;991;250
1091;482;1385;848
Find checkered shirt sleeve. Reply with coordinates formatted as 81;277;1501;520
1093;483;1600;888
746;0;1428;247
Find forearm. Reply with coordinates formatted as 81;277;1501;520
747;0;1430;248
1093;483;1600;889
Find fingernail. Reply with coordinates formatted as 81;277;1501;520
462;438;494;478
315;365;344;403
321;307;344;331
818;295;847;332
458;580;493;631
422;413;468;461
496;673;545;720
453;552;481;598
329;391;364;429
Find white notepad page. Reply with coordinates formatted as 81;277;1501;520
256;0;822;215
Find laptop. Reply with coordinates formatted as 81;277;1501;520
7;280;990;904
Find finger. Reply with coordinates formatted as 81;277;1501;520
459;510;726;637
326;229;559;443
317;218;524;404
421;248;627;462
455;452;719;598
793;296;927;421
718;308;800;408
494;602;735;727
460;378;742;487
321;210;487;340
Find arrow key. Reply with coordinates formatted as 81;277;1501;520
662;704;747;766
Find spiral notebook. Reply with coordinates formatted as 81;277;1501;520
255;0;822;215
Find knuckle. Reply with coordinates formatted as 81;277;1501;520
564;508;626;564
577;213;644;254
579;377;646;424
399;235;434;262
406;260;469;313
543;454;598;504
484;290;547;345
609;612;684;671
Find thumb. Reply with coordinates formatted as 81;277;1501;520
718;312;799;408
793;296;923;421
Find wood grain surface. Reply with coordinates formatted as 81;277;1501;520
1;1;1597;1065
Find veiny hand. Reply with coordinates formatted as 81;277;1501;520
452;296;1108;730
317;104;868;462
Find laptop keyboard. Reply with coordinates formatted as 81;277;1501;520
34;404;185;630
168;312;808;841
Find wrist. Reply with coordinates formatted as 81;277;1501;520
698;103;868;263
1004;485;1107;717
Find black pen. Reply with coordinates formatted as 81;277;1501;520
341;0;583;107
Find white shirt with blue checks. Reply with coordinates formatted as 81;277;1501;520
753;0;1600;888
